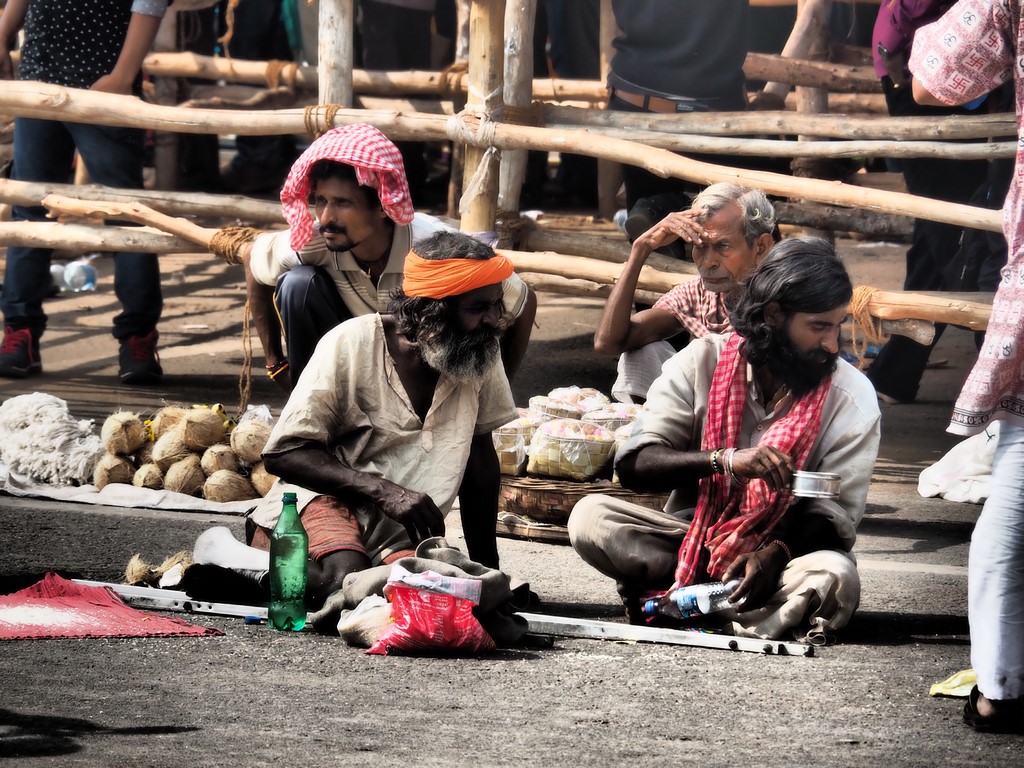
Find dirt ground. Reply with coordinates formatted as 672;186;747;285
1;220;1021;766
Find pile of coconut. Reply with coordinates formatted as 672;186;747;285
93;406;278;502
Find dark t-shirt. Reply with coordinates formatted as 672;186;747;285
18;0;135;89
608;0;749;109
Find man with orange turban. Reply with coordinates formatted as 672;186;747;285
240;123;536;390
195;230;520;628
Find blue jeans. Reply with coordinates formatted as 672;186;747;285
3;117;162;341
274;265;354;385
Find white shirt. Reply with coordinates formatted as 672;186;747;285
250;314;518;529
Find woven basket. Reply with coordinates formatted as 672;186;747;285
526;418;616;481
582;404;641;433
499;476;669;525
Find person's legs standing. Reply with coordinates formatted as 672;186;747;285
969;420;1024;707
70;121;163;383
0;118;77;377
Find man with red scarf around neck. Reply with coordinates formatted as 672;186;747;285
569;238;881;644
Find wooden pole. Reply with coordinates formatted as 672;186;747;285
460;0;505;236
152;8;179;190
0;216;992;331
139;50;880;99
596;0;621;222
319;0;354;108
496;0;536;238
0;178;284;223
0;84;1003;233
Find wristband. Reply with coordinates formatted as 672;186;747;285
725;448;744;484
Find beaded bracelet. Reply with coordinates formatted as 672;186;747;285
710;449;723;475
768;539;793;562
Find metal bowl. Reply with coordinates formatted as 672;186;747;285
792;470;841;499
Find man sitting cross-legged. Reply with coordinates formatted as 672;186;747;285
570;238;881;644
187;231;520;629
595;183;777;403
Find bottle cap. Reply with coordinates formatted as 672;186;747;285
641;599;660;616
282;492;298;502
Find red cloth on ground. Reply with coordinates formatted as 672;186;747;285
673;334;831;586
0;573;223;640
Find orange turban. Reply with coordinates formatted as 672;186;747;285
402;252;514;299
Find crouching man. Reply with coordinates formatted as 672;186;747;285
569;238;881;643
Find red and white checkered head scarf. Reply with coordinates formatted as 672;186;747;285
280;124;414;251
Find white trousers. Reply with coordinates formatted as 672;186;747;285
568;494;860;644
969;420;1024;700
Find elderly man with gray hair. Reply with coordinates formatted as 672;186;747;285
595;182;778;403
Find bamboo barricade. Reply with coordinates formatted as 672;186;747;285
0;84;1005;235
2;197;993;337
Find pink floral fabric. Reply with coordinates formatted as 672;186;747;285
910;0;1024;434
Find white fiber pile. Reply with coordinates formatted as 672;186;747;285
0;393;103;485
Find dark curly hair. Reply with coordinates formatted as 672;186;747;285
729;237;852;365
388;230;506;343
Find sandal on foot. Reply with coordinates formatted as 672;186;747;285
963;686;1024;734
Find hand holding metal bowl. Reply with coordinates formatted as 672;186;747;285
791;470;841;499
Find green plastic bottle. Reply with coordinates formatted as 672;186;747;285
269;492;308;631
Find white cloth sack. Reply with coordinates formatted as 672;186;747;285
918;421;1000;504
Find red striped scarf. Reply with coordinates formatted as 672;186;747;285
672;333;831;587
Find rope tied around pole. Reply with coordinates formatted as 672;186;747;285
438;60;469;100
303;104;342;138
209;225;259;265
265;60;299;92
848;285;886;370
448;109;500;218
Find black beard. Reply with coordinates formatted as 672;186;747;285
419;324;501;381
761;329;838;398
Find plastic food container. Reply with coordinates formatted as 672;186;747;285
792;470;841;499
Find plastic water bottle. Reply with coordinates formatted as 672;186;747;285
643;579;742;621
63;256;99;292
269;492;308;631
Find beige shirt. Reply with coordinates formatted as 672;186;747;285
617;334;881;550
250;313;518;529
248;212;530;320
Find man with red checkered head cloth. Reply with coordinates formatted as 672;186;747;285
241;123;536;390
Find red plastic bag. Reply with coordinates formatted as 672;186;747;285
366;584;496;656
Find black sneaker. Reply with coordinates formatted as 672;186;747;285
623;192;693;262
119;329;163;385
0;325;42;378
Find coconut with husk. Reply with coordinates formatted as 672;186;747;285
100;411;146;456
202;468;260;502
132;462;163;490
151;430;194;472
178;408;227;451
151;406;188;438
250;460;279;497
93;453;135;490
230;420;272;464
163;454;205;496
201;443;238;475
135;438;155;466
